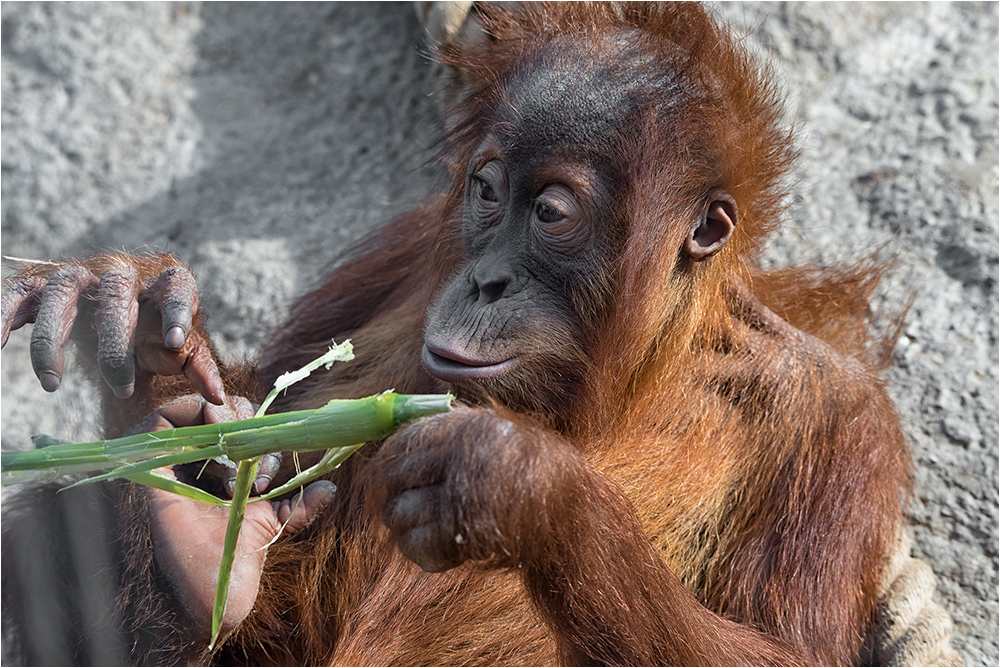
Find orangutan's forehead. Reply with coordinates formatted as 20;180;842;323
495;33;688;154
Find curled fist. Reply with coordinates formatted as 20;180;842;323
1;253;224;404
371;407;581;573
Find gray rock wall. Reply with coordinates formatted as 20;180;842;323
2;2;996;664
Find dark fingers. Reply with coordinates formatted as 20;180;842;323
1;274;47;348
96;264;141;398
29;266;98;392
183;339;226;406
148;266;199;350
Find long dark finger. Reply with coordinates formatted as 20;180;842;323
96;264;141;399
29;266;98;392
182;337;226;406
1;274;48;347
148;266;199;350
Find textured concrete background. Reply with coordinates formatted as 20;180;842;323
1;2;997;664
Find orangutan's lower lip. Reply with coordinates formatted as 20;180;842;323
421;344;517;381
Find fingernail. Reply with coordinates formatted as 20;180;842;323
112;384;135;399
254;476;271;495
38;371;61;392
164;325;186;349
224;479;236;498
309;481;337;503
206;379;227;406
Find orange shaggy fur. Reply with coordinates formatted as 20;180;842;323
2;4;910;666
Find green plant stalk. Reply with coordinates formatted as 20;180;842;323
0;394;451;487
208;339;366;650
0;409;316;482
252;443;364;503
209;457;260;650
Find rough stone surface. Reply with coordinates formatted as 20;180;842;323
1;2;996;664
